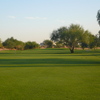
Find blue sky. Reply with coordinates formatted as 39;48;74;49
0;0;100;43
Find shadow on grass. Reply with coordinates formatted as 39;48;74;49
0;49;100;55
0;58;99;67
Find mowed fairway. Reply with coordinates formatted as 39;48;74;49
0;49;100;100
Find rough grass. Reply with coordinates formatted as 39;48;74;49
0;48;100;100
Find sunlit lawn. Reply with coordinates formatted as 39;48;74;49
0;48;100;100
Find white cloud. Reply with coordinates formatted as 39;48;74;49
8;16;16;19
25;17;47;20
41;17;47;20
25;17;35;19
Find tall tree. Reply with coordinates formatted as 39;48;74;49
96;10;100;47
51;24;92;53
97;10;100;26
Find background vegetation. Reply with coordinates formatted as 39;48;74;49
0;24;100;53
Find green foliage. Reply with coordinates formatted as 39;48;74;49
97;9;100;26
81;42;88;50
43;40;53;48
88;34;100;49
81;30;91;45
24;41;39;50
51;24;92;53
55;42;64;48
95;33;100;47
3;37;16;49
2;37;40;50
0;39;3;48
3;37;24;50
89;42;96;49
81;33;100;49
16;41;25;50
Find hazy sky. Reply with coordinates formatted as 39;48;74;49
0;0;100;43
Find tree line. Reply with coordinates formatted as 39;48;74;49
0;10;100;53
0;37;40;50
0;24;100;53
51;24;100;53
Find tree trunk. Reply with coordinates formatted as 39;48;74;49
69;47;74;53
82;47;85;50
70;49;74;53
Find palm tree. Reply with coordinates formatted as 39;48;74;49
97;10;100;26
97;10;100;39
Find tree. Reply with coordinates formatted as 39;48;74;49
88;35;96;49
3;37;24;50
90;34;100;48
51;24;92;53
24;41;39;50
81;42;88;50
43;40;53;48
96;33;100;47
81;31;96;49
97;10;100;45
55;41;65;48
31;42;40;49
3;37;16;49
15;41;25;50
97;10;100;26
0;39;3;48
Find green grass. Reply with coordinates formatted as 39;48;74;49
0;48;100;100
